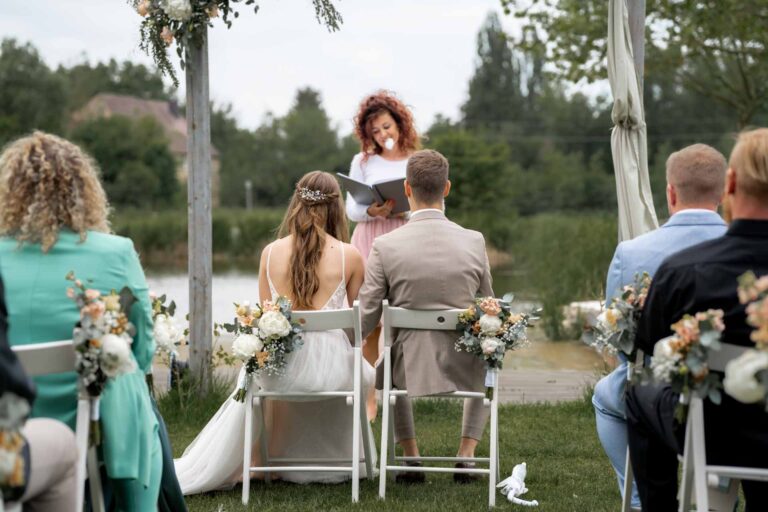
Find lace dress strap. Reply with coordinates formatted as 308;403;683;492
266;244;279;300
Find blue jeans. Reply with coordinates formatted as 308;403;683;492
593;362;641;509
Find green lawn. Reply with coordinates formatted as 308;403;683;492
160;379;624;511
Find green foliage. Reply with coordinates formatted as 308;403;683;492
509;213;617;339
71;116;179;207
0;39;67;147
501;0;768;127
55;58;173;113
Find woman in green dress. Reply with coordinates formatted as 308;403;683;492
0;131;181;511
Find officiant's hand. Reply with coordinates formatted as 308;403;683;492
367;199;395;218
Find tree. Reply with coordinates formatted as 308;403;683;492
501;0;768;127
56;58;174;113
71;116;178;207
0;39;66;146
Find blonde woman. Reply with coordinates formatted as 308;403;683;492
0;132;169;511
175;171;376;494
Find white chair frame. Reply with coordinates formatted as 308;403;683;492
241;301;375;504
678;342;768;512
378;300;500;508
11;340;104;512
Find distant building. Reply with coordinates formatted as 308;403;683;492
71;93;221;206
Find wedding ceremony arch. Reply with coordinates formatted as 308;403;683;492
128;0;343;390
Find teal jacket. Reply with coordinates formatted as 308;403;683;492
0;230;158;487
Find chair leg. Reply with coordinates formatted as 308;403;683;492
242;390;253;505
623;446;635;512
75;399;90;512
352;348;362;502
87;446;105;512
379;348;392;499
488;386;498;508
360;383;374;481
678;420;694;512
258;396;271;484
690;399;709;512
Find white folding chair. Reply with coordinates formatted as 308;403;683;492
378;300;500;508
678;342;768;512
12;340;105;512
241;301;375;504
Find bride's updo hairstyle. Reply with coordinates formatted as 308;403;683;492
277;171;349;310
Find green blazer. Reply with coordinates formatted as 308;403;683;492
0;230;158;488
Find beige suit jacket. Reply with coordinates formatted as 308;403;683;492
359;210;493;396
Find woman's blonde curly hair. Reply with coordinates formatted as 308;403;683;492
0;131;110;252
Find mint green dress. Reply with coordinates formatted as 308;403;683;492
0;230;161;511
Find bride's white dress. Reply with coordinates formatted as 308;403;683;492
174;244;376;495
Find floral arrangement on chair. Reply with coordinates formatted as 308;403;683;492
223;298;303;402
649;309;725;421
0;393;30;501
150;292;185;360
723;271;768;410
582;272;651;359
66;271;137;444
455;295;538;395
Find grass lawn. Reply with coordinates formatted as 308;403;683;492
160;378;627;512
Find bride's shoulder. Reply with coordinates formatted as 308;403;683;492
342;242;364;270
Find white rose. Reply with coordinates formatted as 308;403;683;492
259;311;292;339
153;314;181;354
480;337;501;355
232;334;264;361
162;0;193;21
100;334;136;378
650;337;681;383
478;314;502;335
723;350;768;404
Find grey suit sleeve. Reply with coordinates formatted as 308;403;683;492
359;242;388;339
478;236;494;297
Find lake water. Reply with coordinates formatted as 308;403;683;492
146;271;605;372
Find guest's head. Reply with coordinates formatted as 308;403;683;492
404;149;451;210
354;90;420;157
0;131;109;252
665;143;727;215
277;171;348;309
725;128;768;221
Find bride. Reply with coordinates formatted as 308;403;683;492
175;171;377;494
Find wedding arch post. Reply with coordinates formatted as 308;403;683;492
186;26;213;391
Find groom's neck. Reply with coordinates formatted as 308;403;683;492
408;200;444;212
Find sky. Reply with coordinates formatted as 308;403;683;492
2;0;530;136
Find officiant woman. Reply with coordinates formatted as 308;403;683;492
345;90;421;418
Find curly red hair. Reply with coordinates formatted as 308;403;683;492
353;90;420;159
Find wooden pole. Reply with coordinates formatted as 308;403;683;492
627;0;646;95
185;26;212;391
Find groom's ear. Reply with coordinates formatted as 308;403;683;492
404;180;413;198
443;180;451;198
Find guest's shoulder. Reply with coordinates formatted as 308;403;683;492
83;230;136;253
656;235;726;274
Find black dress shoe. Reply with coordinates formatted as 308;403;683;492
453;462;480;484
395;461;426;484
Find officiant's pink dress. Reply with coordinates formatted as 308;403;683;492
345;153;408;263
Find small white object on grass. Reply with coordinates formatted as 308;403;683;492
497;462;539;507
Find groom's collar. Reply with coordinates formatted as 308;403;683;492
408;209;446;222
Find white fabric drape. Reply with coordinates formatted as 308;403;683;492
607;0;658;241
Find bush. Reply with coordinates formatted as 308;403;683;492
506;213;617;340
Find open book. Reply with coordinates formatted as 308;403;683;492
336;173;410;214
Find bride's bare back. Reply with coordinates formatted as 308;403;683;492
259;234;364;311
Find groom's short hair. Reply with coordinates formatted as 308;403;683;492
666;143;726;206
406;149;449;204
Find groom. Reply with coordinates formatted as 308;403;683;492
359;149;492;483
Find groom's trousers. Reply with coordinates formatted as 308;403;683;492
394;395;488;442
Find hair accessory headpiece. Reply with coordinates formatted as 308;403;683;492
297;187;329;204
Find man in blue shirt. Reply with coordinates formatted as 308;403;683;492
592;144;728;509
